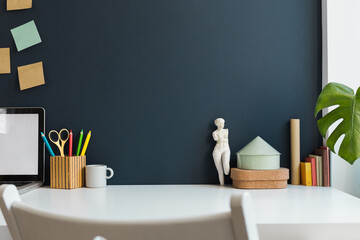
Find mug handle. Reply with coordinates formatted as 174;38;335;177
106;167;114;179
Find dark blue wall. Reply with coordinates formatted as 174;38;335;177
0;0;322;184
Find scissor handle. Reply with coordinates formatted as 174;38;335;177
58;128;69;142
49;129;69;142
48;130;60;144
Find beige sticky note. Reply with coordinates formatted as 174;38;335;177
0;48;11;74
7;0;32;11
18;62;45;91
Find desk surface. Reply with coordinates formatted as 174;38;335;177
1;185;360;240
12;184;360;223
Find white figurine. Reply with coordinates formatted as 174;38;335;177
212;118;230;185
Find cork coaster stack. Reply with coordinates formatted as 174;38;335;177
231;136;289;189
231;168;289;189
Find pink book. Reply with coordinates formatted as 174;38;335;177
305;157;317;186
315;147;330;187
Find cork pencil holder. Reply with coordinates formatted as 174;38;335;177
50;156;86;189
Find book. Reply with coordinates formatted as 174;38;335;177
309;154;322;186
320;146;331;186
305;157;317;186
315;147;330;187
300;162;312;186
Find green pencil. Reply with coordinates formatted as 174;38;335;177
76;129;84;156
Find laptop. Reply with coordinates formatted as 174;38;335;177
0;107;45;194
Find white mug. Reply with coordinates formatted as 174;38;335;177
86;164;114;188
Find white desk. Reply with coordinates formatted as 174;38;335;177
1;185;360;240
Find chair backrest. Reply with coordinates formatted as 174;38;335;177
0;185;259;240
0;185;22;240
231;192;259;240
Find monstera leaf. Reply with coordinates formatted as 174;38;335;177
314;82;360;164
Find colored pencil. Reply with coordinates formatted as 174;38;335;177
76;129;84;156
80;131;91;156
41;132;55;156
69;130;73;156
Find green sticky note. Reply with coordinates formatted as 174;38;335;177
11;20;42;52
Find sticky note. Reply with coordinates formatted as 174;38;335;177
7;0;32;11
18;62;45;91
11;21;42;52
0;48;11;74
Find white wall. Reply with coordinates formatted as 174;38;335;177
323;0;360;197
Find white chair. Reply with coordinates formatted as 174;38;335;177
0;184;259;240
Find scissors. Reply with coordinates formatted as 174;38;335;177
49;128;69;156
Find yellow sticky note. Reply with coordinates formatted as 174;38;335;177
0;48;11;74
7;0;32;11
18;62;45;91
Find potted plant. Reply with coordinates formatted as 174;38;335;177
314;82;360;164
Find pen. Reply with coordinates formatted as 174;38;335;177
41;132;55;157
76;129;83;156
80;130;91;156
69;130;73;156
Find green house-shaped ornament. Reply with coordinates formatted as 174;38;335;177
236;136;280;170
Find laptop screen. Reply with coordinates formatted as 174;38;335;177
0;108;44;182
0;114;39;175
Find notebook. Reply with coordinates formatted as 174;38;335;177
0;107;45;194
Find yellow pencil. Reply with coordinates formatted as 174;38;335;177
80;131;91;156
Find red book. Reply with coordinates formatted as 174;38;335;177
69;130;73;156
315;147;330;187
305;157;317;186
